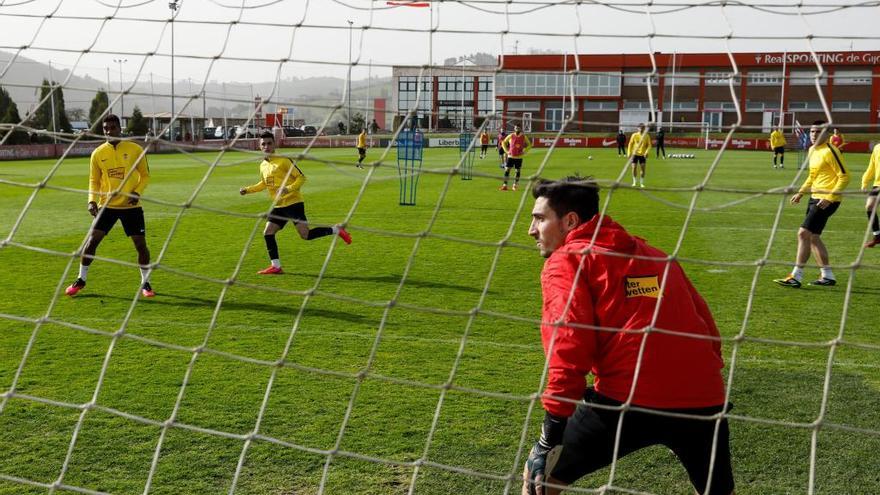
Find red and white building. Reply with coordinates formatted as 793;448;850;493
393;50;880;134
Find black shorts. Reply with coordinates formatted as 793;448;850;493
632;155;646;165
94;207;146;237
357;147;366;156
268;202;307;228
498;147;505;156
868;187;880;197
773;146;785;155
481;144;489;152
801;198;840;235
506;157;523;169
550;389;735;495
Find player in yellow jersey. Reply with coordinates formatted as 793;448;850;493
356;128;367;169
769;127;786;169
862;143;880;248
774;121;850;288
240;132;352;275
65;114;154;298
627;123;652;188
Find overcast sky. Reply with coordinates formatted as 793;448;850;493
1;0;878;90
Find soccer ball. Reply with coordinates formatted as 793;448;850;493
588;155;593;160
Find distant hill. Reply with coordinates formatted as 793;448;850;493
0;50;391;124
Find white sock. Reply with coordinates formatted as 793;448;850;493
791;267;804;281
640;178;645;186
270;259;281;269
820;267;835;280
140;267;150;284
78;264;89;281
332;225;340;235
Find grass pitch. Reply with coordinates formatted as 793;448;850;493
1;143;879;494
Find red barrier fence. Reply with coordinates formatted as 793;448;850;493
0;136;872;160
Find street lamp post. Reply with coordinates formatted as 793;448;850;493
113;58;127;126
347;19;353;135
169;0;179;140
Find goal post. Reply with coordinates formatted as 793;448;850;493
1;2;879;495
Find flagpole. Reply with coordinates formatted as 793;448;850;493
779;51;787;129
669;51;676;132
428;0;433;132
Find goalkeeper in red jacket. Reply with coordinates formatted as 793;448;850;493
523;176;735;495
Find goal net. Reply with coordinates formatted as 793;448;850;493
1;1;879;494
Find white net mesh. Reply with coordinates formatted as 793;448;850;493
1;1;880;494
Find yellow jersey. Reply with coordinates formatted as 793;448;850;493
357;132;367;148
627;131;651;157
799;143;850;202
244;155;306;207
88;141;150;209
769;130;786;149
862;144;880;190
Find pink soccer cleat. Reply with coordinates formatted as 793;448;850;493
65;278;86;297
257;266;284;275
141;282;155;298
337;227;352;245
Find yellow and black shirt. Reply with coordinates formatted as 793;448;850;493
769;130;786;149
862;144;880;190
244;155;306;207
88;141;150;209
627;131;651;157
799;143;850;202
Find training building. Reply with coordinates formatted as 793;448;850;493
392;50;880;133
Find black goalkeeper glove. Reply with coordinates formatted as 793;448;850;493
525;412;567;495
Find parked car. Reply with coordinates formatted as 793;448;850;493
301;125;317;136
235;124;260;138
160;128;182;141
214;126;236;139
283;126;304;137
202;127;216;140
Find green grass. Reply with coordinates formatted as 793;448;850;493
1;144;879;494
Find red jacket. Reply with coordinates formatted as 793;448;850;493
540;215;725;417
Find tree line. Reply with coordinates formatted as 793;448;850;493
1;81;150;145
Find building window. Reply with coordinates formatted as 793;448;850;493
584;100;617;111
507;101;541;111
663;100;698;111
477;77;495;114
624;71;658;86
622;100;657;110
397;76;432;114
705;72;740;86
497;72;620;97
665;72;699;86
745;100;773;112
789;70;828;86
704;101;738;111
832;101;870;112
788;101;824;111
748;72;783;86
834;70;872;85
437;76;473;105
